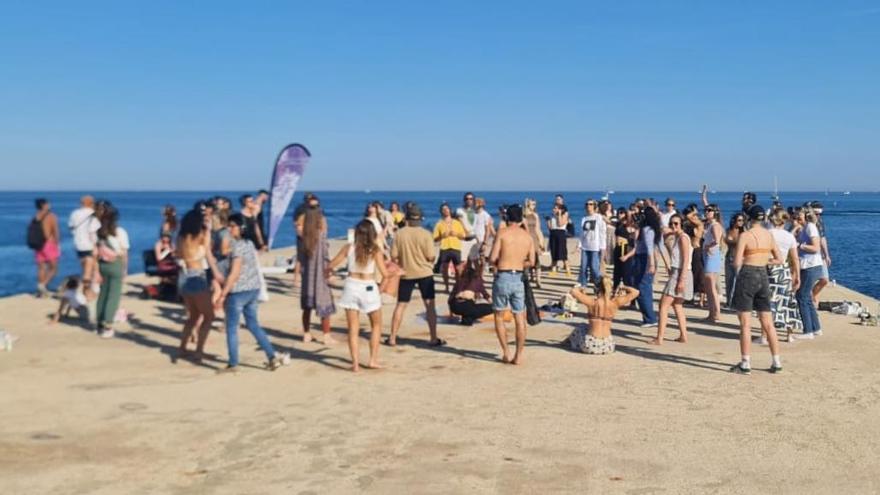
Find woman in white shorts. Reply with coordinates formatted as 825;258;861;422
651;213;693;345
328;220;388;372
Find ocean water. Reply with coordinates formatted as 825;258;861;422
1;190;877;299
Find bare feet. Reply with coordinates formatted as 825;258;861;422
649;338;662;345
675;336;688;343
302;332;313;343
501;354;511;364
351;364;360;373
510;354;522;365
365;361;384;370
382;336;397;347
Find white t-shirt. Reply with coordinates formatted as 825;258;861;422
797;223;823;269
578;213;607;252
771;228;796;262
472;210;492;244
63;287;88;309
68;207;101;252
660;210;677;228
105;226;130;254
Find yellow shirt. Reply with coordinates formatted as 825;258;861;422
433;219;465;251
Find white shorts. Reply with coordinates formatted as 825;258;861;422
338;278;382;314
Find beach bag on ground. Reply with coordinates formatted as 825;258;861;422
26;219;46;250
522;272;542;326
831;301;862;316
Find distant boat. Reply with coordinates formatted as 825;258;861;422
364;189;371;194
771;176;780;203
843;191;851;196
600;188;614;201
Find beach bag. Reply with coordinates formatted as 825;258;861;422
831;301;862;316
97;240;119;263
522;272;542;326
26;219;46;250
251;247;269;302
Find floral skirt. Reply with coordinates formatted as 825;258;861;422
567;326;615;354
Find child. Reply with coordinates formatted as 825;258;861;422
50;276;90;324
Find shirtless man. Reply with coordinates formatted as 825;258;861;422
489;204;534;365
31;198;61;296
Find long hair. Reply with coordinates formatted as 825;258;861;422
97;205;119;240
163;204;177;232
642;206;662;239
353;220;377;265
596;276;613;302
301;207;324;258
769;209;789;227
177;209;205;260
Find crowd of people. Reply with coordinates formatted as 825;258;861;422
29;188;834;375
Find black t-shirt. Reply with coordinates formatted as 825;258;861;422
242;215;263;249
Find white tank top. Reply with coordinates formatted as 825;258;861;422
347;244;376;275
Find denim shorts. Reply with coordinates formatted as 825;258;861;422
492;271;525;313
179;271;209;296
732;265;771;312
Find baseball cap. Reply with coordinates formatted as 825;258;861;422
405;204;423;220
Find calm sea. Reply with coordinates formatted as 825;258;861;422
0;190;877;299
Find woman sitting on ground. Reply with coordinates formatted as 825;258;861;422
448;258;493;325
567;277;639;354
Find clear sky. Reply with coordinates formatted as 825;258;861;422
1;1;878;191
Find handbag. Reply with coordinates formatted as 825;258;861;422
250;246;269;302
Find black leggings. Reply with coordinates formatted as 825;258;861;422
449;299;493;325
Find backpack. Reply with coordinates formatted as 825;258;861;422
26;218;46;250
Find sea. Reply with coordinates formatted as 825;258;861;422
1;191;877;299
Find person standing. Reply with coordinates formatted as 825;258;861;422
810;201;831;307
216;213;291;372
176;209;224;360
69;195;101;296
473;198;495;265
767;209;802;342
433;203;466;293
612;207;637;291
523;198;545;288
793;207;824;339
724;213;746;307
239;194;266;251
729;205;783;374
387;204;444;347
293;193;319;284
328;220;389;371
633;207;661;327
94;204;129;338
30;198;61;297
299;206;337;345
160;205;178;238
489;204;534;365
456;192;478;261
547;202;571;277
255;189;270;241
578;199;607;288
651;214;692;344
701;204;724;321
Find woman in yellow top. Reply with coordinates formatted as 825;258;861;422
433;203;466;293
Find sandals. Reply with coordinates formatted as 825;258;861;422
429;338;447;347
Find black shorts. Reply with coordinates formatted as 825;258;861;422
76;250;93;259
398;276;436;303
437;249;461;268
732;265;771;312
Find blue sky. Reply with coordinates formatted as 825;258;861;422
1;1;877;191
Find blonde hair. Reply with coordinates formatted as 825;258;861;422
596;276;613;301
769;209;789;227
802;207;818;224
523;198;537;214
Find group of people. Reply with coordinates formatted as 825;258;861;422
32;188;833;375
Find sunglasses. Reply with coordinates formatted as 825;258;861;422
666;203;675;207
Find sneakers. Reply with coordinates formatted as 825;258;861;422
640;322;658;328
769;364;783;374
813;330;823;337
794;333;815;341
217;365;239;374
729;363;752;375
99;329;115;339
266;352;291;371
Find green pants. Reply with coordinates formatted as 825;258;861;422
97;259;124;328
